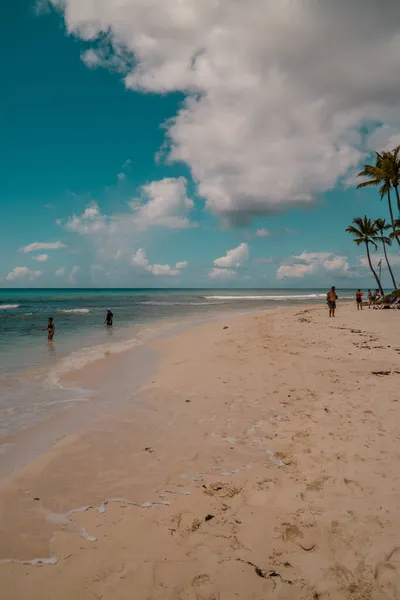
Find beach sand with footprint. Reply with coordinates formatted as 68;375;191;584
1;303;400;599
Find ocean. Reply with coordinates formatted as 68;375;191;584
0;288;353;440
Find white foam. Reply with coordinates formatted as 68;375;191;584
56;308;90;314
204;294;327;301
47;337;143;385
0;304;20;310
137;301;220;306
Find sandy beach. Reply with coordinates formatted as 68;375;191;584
1;303;400;599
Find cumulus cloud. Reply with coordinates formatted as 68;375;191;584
49;0;400;225
64;202;112;235
214;243;249;268
132;177;196;229
209;267;237;280
32;254;49;262
58;177;195;254
176;260;188;269
21;241;65;253
256;229;270;237
277;251;351;280
69;265;80;283
132;249;187;277
55;266;65;276
6;267;42;281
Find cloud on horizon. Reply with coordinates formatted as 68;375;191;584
6;267;42;281
131;248;187;277
276;251;351;280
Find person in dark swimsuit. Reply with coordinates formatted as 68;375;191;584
105;309;113;326
44;317;55;341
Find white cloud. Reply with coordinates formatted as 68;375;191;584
366;125;400;153
21;241;65;253
214;243;249;268
256;228;270;237
132;177;196;229
51;0;400;225
6;267;42;281
57;178;195;265
276;263;316;280
55;266;65;276
360;253;400;268
32;254;48;262
209;267;237;280
131;249;181;277
69;265;80;283
277;251;350;280
64;202;111;234
81;48;101;68
176;260;188;269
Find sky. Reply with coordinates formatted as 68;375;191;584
2;0;400;289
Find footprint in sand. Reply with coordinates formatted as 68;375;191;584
343;477;364;496
374;547;400;600
281;522;303;542
192;574;218;600
203;482;242;498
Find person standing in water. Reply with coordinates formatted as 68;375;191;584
105;309;113;326
356;288;363;310
326;286;338;317
43;317;55;340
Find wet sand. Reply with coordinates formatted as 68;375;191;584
1;303;400;599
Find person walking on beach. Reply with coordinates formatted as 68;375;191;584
43;317;55;341
327;286;338;317
368;289;373;308
105;309;113;327
371;289;381;306
356;289;363;310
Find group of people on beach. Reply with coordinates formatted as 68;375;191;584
355;289;381;310
43;309;114;341
326;286;382;317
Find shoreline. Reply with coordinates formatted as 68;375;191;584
0;307;274;478
1;302;400;598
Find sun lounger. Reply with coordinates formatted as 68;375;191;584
375;297;400;309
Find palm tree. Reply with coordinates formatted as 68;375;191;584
374;218;398;291
381;146;400;214
357;152;400;246
390;218;400;241
346;216;384;296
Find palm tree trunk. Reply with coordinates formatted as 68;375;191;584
382;239;398;290
394;185;400;214
387;189;400;246
366;242;384;296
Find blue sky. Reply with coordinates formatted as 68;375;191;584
1;0;400;289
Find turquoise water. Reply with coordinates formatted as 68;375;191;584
0;288;353;436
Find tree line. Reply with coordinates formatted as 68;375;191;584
346;147;400;296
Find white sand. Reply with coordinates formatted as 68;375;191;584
1;303;400;599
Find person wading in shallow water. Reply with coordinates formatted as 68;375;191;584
326;286;338;317
43;317;55;340
105;309;113;327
